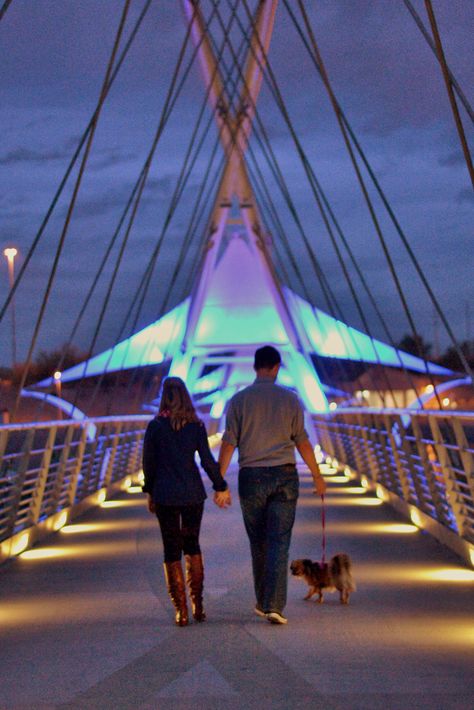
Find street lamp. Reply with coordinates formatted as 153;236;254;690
53;370;62;420
3;247;18;370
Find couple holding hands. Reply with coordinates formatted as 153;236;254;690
142;346;326;627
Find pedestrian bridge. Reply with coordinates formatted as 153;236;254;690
1;444;473;709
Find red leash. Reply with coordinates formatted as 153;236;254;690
320;493;326;566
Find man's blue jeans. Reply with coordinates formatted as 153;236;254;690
238;464;299;614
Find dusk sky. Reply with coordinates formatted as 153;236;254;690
0;0;472;369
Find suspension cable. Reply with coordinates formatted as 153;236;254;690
69;1;208;412
0;0;12;23
283;0;473;387
83;0;245;412
0;0;153;329
403;0;474;123
287;0;444;406
208;9;372;401
226;0;403;405
12;0;132;420
423;0;474;188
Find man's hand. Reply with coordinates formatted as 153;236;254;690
313;475;326;497
214;489;232;508
147;494;156;514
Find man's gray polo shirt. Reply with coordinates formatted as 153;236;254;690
222;375;309;468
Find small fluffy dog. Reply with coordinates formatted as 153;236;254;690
290;554;356;604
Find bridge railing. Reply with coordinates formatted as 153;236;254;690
313;408;474;566
1;410;473;567
0;416;149;562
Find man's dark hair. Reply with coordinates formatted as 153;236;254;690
254;345;281;370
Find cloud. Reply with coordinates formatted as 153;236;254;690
89;151;137;171
457;187;474;204
0;147;68;165
439;150;466;167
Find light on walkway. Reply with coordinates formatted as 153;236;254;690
20;548;68;560
127;485;144;494
373;523;419;534
11;533;29;556
410;508;423;528
53;510;68;531
61;523;103;534
323;496;383;507
325;475;350;483
327;486;367;495
100;499;142;508
415;568;474;583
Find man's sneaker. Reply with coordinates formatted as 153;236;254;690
254;606;266;618
266;611;288;625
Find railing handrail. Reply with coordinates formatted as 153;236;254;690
0;413;152;432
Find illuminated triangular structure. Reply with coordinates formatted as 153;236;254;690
35;1;453;417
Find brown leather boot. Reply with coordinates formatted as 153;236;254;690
163;561;189;626
185;553;206;622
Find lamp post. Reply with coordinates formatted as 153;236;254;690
53;370;62;420
3;247;18;370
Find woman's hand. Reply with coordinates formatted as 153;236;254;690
147;494;156;514
214;489;231;508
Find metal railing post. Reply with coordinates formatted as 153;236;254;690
29;426;57;525
5;428;35;538
67;426;89;506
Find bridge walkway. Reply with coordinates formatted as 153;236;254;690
1;465;473;709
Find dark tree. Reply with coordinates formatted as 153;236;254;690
397;333;432;359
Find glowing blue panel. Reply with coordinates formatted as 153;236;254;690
194;235;289;346
38;300;189;386
285;288;453;376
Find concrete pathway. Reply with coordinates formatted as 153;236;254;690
1;465;473;709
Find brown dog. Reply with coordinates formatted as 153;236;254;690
290;554;356;604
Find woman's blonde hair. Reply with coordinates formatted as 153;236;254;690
158;377;200;431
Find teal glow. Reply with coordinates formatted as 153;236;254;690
194;305;288;346
286;288;452;376
37;300;189;386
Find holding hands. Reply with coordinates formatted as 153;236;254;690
214;489;232;508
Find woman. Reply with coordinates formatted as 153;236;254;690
142;377;230;626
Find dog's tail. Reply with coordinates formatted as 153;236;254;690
330;553;356;591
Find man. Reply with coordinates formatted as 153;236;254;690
215;345;326;624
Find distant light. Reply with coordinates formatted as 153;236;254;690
122;477;132;489
3;247;17;261
470;547;474;568
442;397;450;406
329;401;337;411
11;532;29;556
97;490;107;504
362;389;370;398
410;508;423;527
361;477;369;489
425;384;434;393
376;485;386;501
53;370;62;381
53;511;68;531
